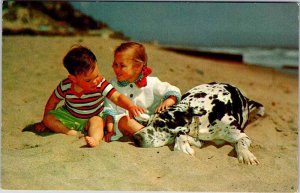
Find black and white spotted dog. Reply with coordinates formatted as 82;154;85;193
133;82;265;165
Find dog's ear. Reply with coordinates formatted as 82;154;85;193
173;110;192;127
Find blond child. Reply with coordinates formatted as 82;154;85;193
104;42;181;141
34;45;144;147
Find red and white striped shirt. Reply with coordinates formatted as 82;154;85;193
54;77;116;119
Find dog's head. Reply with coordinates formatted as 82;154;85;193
133;104;193;148
133;125;175;148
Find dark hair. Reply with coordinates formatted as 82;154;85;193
63;45;97;75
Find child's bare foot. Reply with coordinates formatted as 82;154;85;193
85;136;99;147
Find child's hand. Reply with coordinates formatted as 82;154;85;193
128;105;145;118
155;96;177;113
34;122;46;132
104;132;115;142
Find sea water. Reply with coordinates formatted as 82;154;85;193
195;47;298;69
71;2;299;74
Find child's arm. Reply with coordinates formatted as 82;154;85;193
35;93;61;132
108;91;145;118
103;115;115;142
150;77;181;113
43;93;61;116
155;95;177;113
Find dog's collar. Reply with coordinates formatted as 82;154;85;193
187;116;200;138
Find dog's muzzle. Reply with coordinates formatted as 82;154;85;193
133;126;155;147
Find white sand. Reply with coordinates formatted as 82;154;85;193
2;36;298;191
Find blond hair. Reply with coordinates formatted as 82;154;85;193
114;42;148;67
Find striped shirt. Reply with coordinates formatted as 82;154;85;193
54;77;116;119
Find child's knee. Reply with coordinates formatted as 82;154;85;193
118;116;129;127
88;116;104;127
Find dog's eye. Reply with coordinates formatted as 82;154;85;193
155;120;166;128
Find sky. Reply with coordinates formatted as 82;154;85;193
71;2;298;48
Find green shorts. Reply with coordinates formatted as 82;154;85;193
49;106;104;132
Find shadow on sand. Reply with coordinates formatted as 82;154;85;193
22;123;54;137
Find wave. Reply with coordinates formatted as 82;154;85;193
162;45;298;76
197;47;298;69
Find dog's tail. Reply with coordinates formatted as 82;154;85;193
248;99;265;117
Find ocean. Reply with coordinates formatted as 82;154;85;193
71;2;299;73
194;46;298;69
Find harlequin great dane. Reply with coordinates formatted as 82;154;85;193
133;82;265;165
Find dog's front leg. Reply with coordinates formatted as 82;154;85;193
174;134;195;156
235;136;259;165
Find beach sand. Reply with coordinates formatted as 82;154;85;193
2;36;298;192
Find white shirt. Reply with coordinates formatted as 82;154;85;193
104;76;181;123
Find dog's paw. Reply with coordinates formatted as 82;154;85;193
237;149;259;165
174;135;195;156
187;136;203;148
